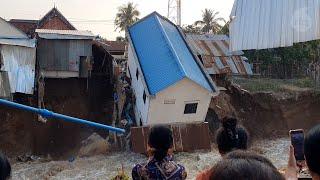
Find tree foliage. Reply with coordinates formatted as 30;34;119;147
182;24;202;34
194;9;226;34
114;2;140;33
245;41;320;78
116;36;126;42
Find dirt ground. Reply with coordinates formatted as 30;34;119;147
209;82;320;138
2;77;320;179
0;78;113;158
11;138;290;180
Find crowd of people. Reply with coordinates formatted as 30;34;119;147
0;117;319;180
131;117;320;180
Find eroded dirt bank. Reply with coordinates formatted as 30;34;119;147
0;78;113;158
210;85;320;138
2;81;320;158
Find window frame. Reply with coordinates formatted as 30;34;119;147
136;69;139;80
143;91;146;104
183;102;198;114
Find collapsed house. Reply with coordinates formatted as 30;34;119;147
0;8;116;156
127;12;218;126
0;17;36;98
186;34;253;77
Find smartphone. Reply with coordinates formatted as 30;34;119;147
290;129;305;161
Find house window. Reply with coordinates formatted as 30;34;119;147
136;69;139;80
164;99;175;104
184;103;198;114
143;91;146;104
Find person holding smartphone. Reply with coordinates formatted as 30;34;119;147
286;125;320;180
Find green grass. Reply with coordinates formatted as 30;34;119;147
232;77;317;93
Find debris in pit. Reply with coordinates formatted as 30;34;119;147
78;133;110;157
17;154;41;162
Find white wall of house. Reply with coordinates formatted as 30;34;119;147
127;44;150;125
148;78;212;125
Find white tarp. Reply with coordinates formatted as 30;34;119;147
0;45;36;94
230;0;320;51
0;39;36;48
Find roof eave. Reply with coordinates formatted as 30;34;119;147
176;24;218;93
127;30;153;97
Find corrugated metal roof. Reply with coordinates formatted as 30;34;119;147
0;39;36;48
230;0;320;51
187;34;243;56
187;34;252;75
0;17;28;39
0;17;35;48
36;29;95;40
128;12;216;95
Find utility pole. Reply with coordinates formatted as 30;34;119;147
167;0;181;26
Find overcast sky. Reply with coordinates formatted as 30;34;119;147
1;0;234;40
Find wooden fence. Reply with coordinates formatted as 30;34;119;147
130;122;211;154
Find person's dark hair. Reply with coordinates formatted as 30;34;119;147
0;152;11;180
216;117;248;154
148;125;173;161
209;150;284;180
304;125;320;175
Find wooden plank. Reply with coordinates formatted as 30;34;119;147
130;123;211;153
130;127;146;153
172;124;183;151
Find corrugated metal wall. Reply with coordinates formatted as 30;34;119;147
230;0;320;51
37;39;92;72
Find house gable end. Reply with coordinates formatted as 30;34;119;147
38;7;76;30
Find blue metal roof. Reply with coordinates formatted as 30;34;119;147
129;12;215;95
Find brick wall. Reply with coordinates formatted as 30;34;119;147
40;16;73;30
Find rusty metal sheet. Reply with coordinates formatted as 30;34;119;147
186;34;243;57
187;34;253;76
130;122;211;153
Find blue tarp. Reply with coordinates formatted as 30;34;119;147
128;12;215;95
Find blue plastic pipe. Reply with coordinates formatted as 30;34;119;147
0;99;125;134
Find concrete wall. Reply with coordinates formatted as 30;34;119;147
148;78;212;125
127;45;150;125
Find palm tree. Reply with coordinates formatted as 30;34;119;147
182;24;202;34
195;9;226;34
218;20;230;35
114;2;140;35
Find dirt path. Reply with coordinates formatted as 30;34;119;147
12;138;290;180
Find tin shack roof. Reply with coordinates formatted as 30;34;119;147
186;34;252;75
36;29;95;40
128;12;217;95
0;17;36;48
186;34;243;57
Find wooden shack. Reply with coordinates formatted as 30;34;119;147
36;29;95;78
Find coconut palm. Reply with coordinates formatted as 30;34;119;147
114;2;140;34
195;9;226;34
182;24;202;34
218;20;230;35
